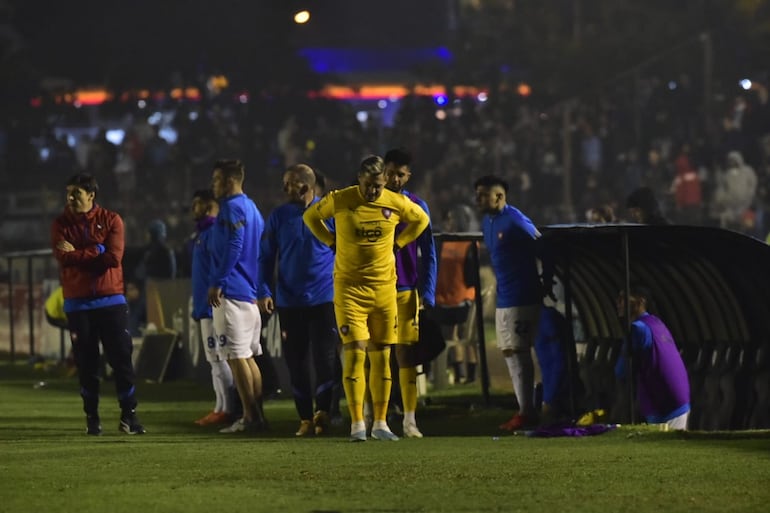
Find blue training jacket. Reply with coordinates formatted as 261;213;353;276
258;197;335;307
208;193;263;302
191;216;215;320
481;204;541;308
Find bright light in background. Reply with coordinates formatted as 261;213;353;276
147;112;163;125
106;129;125;145
356;111;368;123
434;95;448;106
377;100;388;109
137;100;146;109
740;79;752;90
158;127;178;144
435;110;447;121
477;92;488;102
294;10;310;24
668;81;677;91
517;83;532;97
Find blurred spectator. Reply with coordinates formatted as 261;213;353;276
670;143;703;224
586;204;617;223
44;285;68;330
434;207;478;385
642;147;672;197
135;219;177;281
625;187;669;225
712;151;757;230
125;280;146;337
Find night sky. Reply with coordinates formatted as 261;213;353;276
9;0;450;86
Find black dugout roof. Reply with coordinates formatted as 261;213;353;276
540;224;770;350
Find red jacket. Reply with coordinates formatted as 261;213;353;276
51;204;125;299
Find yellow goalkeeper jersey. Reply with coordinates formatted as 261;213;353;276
303;185;429;285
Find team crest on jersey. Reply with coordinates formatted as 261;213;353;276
382;208;392;219
340;325;350;335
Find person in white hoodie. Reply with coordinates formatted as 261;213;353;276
713;151;757;230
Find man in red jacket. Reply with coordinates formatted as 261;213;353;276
51;173;145;435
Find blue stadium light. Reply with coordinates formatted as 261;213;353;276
434;95;448;106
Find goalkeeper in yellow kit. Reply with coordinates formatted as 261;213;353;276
303;155;429;441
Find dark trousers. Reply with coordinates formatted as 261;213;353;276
278;303;339;420
66;304;137;416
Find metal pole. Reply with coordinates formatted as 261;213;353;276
27;257;35;357
562;102;574;221
470;241;490;406
7;257;14;362
622;229;636;424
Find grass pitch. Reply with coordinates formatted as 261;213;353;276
1;363;769;513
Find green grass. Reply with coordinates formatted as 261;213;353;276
1;363;769;513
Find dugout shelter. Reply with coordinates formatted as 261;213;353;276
439;224;770;430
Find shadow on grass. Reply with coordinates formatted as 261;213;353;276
5;361;770;445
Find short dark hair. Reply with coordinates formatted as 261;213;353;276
473;174;509;193
626;282;653;304
193;189;215;202
66;173;99;194
214;159;245;182
359;155;384;177
384;148;412;167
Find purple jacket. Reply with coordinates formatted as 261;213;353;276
394;190;437;306
635;314;691;423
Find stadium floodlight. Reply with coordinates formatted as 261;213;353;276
294;10;310;24
740;79;752;90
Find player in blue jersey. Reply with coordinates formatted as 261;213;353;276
190;189;235;426
208;159;267;433
383;148;437;438
615;284;690;430
258;164;339;437
474;175;543;431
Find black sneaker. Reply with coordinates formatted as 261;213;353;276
119;410;146;435
86;415;102;436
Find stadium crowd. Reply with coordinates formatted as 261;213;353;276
3;69;770;260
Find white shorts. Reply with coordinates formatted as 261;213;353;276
194;318;226;363
212;298;263;360
495;304;541;351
